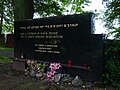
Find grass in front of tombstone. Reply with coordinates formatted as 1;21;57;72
0;46;14;51
0;55;13;63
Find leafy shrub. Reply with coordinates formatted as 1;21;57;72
104;40;120;90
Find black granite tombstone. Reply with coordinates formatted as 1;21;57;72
14;13;104;81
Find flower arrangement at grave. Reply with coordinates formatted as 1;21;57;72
25;60;84;86
25;60;65;82
25;60;47;78
46;62;63;81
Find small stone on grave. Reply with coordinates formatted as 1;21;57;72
36;72;43;78
25;69;30;75
72;76;83;86
61;74;73;82
30;69;36;77
54;74;61;82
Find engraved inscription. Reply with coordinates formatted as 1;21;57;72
35;44;60;54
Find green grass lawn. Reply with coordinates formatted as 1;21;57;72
0;55;13;63
0;46;13;63
0;46;14;51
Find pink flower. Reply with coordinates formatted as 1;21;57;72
47;72;52;78
47;71;56;78
47;62;62;80
49;63;62;71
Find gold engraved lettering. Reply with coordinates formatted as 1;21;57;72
21;36;24;38
35;50;42;52
20;33;24;35
20;26;26;29
34;26;39;29
20;23;79;30
45;25;49;28
28;36;34;38
49;32;58;35
27;26;31;29
38;47;52;50
66;24;69;27
31;26;34;29
37;32;39;35
53;51;60;53
50;25;53;28
64;24;67;27
53;25;56;28
40;25;44;28
35;44;60;54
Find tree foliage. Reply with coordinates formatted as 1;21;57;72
104;40;120;89
103;0;120;39
34;0;62;17
0;0;91;33
0;0;14;34
34;0;90;17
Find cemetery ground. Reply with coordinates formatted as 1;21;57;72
0;47;115;90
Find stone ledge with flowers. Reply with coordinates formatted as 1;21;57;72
25;60;90;87
0;61;115;90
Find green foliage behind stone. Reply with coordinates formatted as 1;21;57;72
103;0;120;39
104;40;120;90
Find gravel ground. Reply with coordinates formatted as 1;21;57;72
0;63;116;90
0;50;115;90
0;63;92;90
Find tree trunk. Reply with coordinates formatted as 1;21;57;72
0;12;3;34
0;14;2;34
13;0;34;21
0;0;4;34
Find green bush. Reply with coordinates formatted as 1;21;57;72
104;40;120;90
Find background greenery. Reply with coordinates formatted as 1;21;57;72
103;0;120;39
104;40;120;90
0;0;90;34
0;46;13;63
